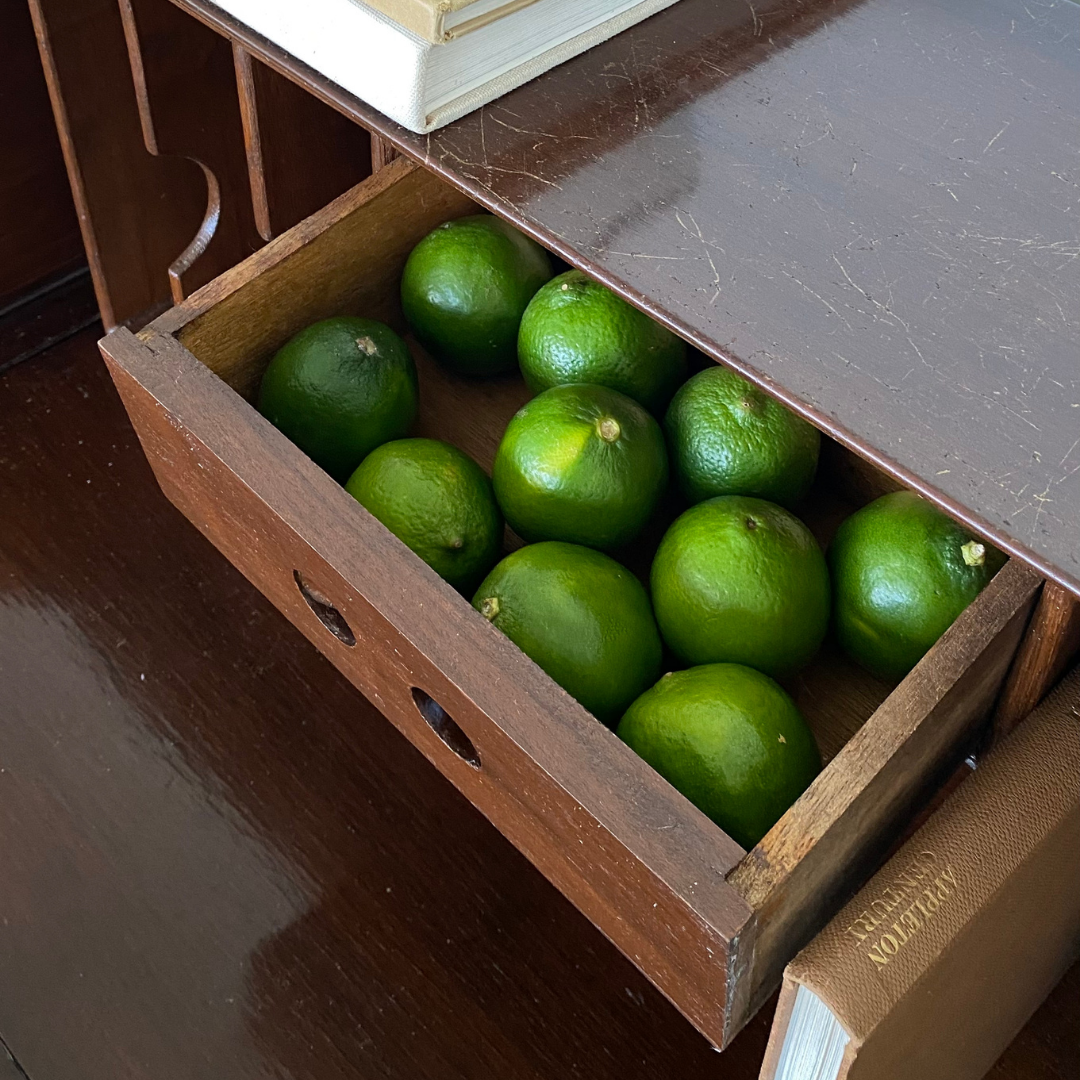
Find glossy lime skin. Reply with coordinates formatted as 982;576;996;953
345;438;503;594
518;270;688;414
829;490;1006;682
617;663;821;849
651;496;830;678
257;317;418;482
664;365;820;508
493;384;668;550
401;215;553;376
472;541;663;726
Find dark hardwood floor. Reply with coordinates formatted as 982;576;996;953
0;307;1074;1079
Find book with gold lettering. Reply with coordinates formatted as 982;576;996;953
759;665;1080;1080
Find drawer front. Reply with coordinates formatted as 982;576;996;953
103;326;752;1045
100;157;1041;1047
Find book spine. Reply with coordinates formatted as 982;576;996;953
446;0;541;38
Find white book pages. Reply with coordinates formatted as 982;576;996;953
773;985;851;1080
211;0;681;132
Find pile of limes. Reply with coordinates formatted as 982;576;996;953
256;213;1004;850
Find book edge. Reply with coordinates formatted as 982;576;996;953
760;975;865;1080
779;669;1080;1047
419;0;681;131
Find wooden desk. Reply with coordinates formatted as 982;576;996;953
11;0;1079;1072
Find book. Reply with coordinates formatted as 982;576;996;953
759;664;1080;1080
211;0;683;133
359;0;545;45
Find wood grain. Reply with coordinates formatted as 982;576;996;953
155;156;912;776
232;45;273;242
159;158;477;395
104;320;755;1046
233;45;372;242
992;581;1080;742
0;312;1068;1080
0;267;100;375
371;131;401;172
167;0;1080;601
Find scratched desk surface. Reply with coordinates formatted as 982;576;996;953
187;0;1080;595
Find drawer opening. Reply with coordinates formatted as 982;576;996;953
119;158;1040;1046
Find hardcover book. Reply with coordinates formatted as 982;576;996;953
760;664;1080;1080
210;0;683;133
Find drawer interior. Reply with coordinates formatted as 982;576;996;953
166;167;937;774
136;157;1040;1043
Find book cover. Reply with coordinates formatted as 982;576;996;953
760;665;1080;1080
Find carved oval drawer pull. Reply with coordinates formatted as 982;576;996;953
293;570;356;646
411;688;481;768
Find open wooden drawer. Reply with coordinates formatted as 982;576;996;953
99;156;1041;1048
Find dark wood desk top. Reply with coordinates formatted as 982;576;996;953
184;0;1080;596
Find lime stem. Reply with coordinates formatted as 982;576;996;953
597;417;621;443
961;540;986;567
479;597;500;620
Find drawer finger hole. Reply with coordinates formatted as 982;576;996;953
411;688;481;769
293;570;356;646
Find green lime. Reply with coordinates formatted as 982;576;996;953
473;541;663;725
617;663;821;848
345;438;503;593
257;317;418;482
517;270;688;414
401;215;553;376
651;495;830;678
664;365;820;508
492;384;668;551
828;490;1005;682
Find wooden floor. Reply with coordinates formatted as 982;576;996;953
0;294;1075;1079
